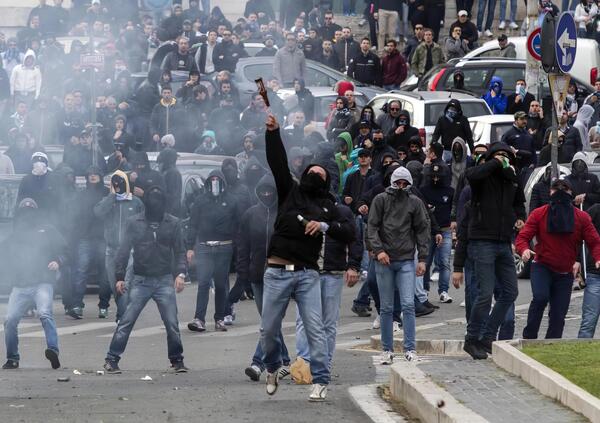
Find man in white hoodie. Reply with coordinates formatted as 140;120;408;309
10;49;41;108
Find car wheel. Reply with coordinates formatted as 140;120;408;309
514;252;531;279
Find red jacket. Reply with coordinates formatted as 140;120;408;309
382;50;407;86
515;204;600;273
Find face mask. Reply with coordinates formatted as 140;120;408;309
221;167;237;186
373;137;383;144
452;147;463;161
32;162;47;176
363;111;372;120
258;190;276;208
210;178;223;196
493;85;501;94
144;188;166;222
573;160;587;174
446;110;457;120
529;112;539;118
398;119;408;126
112;175;127;194
300;171;327;196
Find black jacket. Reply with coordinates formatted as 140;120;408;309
501;125;537;168
506;92;535;115
530;178;551;214
386;110;420;150
72;182;109;241
420;183;455;229
237;175;277;285
115;212;186;280
323;204;360;272
566;164;600;211
318;50;341;71
343;168;373;214
586;204;600;275
334;37;361;70
431;99;474;152
213;41;244;73
266;128;354;270
466;144;526;242
347;50;382;86
161;51;199;74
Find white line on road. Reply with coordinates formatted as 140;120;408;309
21;322;116;338
348;384;406;423
0;322;41;334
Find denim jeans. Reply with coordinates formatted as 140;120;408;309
561;0;577;11
579;273;600;338
367;258;403;321
523;262;573;339
296;273;344;368
384;84;401;91
466;241;518;341
106;274;183;363
375;260;416;352
424;230;452;295
342;0;356;14
193;243;233;322
353;277;371;309
260;268;329;385
355;216;369;272
498;0;516;22
251;282;290;370
456;0;475;16
73;238;111;309
5;283;58;361
106;246;133;321
476;0;497;31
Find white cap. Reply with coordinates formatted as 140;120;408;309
31;151;48;163
458;10;468;16
391;166;413;186
91;0;100;5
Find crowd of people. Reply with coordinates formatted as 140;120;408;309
4;0;600;405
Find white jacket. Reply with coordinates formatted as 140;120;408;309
575;3;598;30
10;49;41;97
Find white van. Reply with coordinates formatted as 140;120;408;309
464;37;600;85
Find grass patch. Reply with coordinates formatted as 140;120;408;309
522;341;600;398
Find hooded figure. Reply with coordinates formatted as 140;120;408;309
450;137;468;189
574;104;595;151
453;70;465;90
327;96;352;141
431;99;475;153
314;141;340;195
10;49;42;102
546;179;575;234
143;185;167;222
294;78;315;120
243;156;266;202
130;151;165;195
566;152;600;210
387;109;420;151
482;76;507;114
406;160;424;190
334;132;353;188
16;152;52;210
157;148;182;217
221;157;251;211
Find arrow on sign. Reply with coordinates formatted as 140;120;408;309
557;27;576;66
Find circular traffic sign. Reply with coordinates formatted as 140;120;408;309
527;27;542;61
555;12;577;73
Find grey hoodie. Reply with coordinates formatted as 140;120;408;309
574;104;595;151
451;137;467;189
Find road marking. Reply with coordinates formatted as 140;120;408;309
21;322;116;338
0;322;40;334
348;384;406;423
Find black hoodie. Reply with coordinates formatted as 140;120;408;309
266;128;355;270
157;148;182;217
386;109;420;151
431;99;474;152
72;166;109;241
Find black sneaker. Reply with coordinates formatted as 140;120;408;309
423;300;440;310
415;306;435;317
171;361;189;373
2;359;18;370
463;339;487;360
45;348;60;369
479;338;493;355
351;305;371;317
103;360;122;374
66;307;82;320
245;364;262;381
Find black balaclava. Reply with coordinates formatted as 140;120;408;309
245;163;265;189
144;186;166;222
300;167;328;197
111;173;127;194
157;147;178;172
257;185;276;208
86;166;104;190
383;164;401;187
547;184;574;233
14;198;39;231
452;142;464;162
572;159;587;177
221;158;239;187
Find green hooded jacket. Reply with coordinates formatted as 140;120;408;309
334;131;353;194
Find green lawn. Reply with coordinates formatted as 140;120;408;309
522;342;600;398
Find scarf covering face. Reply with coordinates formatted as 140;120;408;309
546;190;575;233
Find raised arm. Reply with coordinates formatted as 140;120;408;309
265;114;294;204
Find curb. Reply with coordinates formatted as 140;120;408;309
493;339;600;423
370;336;468;356
348;384;407;423
390;361;488;423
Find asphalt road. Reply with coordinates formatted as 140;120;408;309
0;276;537;423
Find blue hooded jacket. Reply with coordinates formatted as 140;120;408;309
482;76;507;114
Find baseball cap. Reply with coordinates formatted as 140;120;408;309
458;10;468;17
357;148;372;157
359;120;371;128
514;111;528;119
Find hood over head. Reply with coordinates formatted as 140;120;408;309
397;110;411;125
23;49;36;65
143;185;166;222
129;150;150;168
205;169;227;197
391;166;413;186
255;173;277;208
14;197;39;230
244;155;266;187
110;169;131;195
444;99;463;115
201;129;216;141
451;137;467;163
488;75;504;93
157;147;178;169
405;160;423;187
221;157;239;186
299;163;331;197
571;151;589;175
487;142;515;161
576;104;595;126
336;131;353;153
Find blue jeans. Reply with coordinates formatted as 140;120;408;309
260;268;329;385
375;260;416;352
342;0;356;14
106;274;183;363
562;0;577;11
384;84;401;91
296;273;344;368
523;262;573;339
5;283;58;361
579;273;600;338
466;241;518;341
106;246;133;321
499;0;516;22
355;216;369;272
73;239;111;309
424;230;452;295
476;0;497;31
251;282;290;370
194;243;233;322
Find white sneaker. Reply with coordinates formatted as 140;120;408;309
380;351;394;365
266;370;280;395
460;300;466;307
439;292;453;303
509;21;519;29
393;321;402;333
277;366;290;379
484;29;493;37
309;383;328;402
224;315;234;325
372;315;380;329
478;30;482;37
404;350;418;362
498;21;506;30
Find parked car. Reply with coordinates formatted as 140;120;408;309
366;91;492;145
232;56;385;106
243;42;277;57
469;114;515;146
464;37;600;85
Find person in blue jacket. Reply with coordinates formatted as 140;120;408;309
482;76;507;114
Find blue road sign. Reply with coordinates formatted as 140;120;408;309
555;12;577;73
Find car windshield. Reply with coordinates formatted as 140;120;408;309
489;123;514;143
424;102;491;125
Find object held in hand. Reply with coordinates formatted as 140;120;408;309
255;78;270;107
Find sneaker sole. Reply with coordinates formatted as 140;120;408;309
175;368;188;373
106;369;122;374
308;396;326;402
416;308;435;317
187;324;206;332
245;367;261;381
266;384;278;395
45;349;60;369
